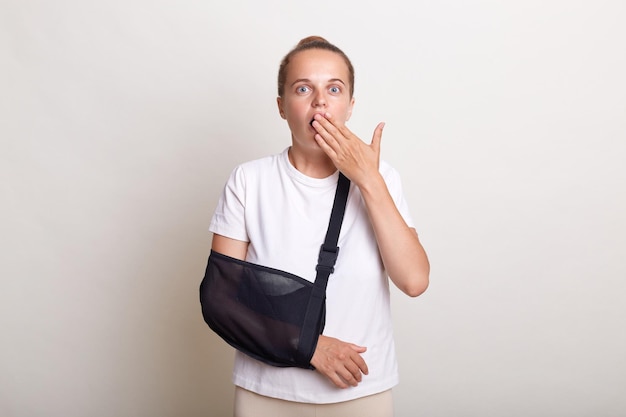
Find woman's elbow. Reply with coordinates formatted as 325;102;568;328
403;279;429;298
397;271;429;297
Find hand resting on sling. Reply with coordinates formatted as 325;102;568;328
311;335;369;389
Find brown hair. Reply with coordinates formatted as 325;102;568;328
277;36;355;98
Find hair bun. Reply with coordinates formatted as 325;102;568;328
297;36;329;47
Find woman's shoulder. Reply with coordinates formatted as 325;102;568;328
233;148;285;172
224;148;287;187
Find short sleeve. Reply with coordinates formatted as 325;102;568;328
209;165;249;242
381;162;415;229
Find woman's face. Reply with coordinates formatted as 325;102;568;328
277;49;354;153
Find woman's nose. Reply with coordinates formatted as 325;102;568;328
312;91;327;107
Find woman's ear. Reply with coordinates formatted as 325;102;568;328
346;97;355;121
277;97;286;119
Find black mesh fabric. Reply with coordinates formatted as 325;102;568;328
200;250;324;369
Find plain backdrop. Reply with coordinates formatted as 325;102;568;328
1;1;625;416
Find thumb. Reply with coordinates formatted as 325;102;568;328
349;344;367;353
371;122;385;154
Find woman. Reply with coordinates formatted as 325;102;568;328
209;36;430;417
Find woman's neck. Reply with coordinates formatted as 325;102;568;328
287;145;337;179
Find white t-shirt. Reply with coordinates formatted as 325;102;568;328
209;147;415;404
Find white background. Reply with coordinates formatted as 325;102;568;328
1;1;625;416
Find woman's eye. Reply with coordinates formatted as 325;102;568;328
329;86;341;94
297;86;310;93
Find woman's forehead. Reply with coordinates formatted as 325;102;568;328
286;49;350;81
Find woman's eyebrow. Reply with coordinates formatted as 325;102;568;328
290;78;312;87
328;78;347;86
290;78;347;87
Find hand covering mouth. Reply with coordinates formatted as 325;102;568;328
309;113;324;126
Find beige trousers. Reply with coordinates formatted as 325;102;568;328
233;386;394;417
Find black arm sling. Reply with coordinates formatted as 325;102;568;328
199;173;351;369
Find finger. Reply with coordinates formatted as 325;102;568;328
348;346;369;375
343;359;364;384
312;114;342;150
323;112;357;142
371;122;385;154
314;132;339;160
315;112;342;131
312;112;338;133
338;366;361;387
314;112;353;145
327;371;350;389
349;343;367;353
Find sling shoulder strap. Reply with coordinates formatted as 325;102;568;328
297;172;351;365
316;172;351;275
